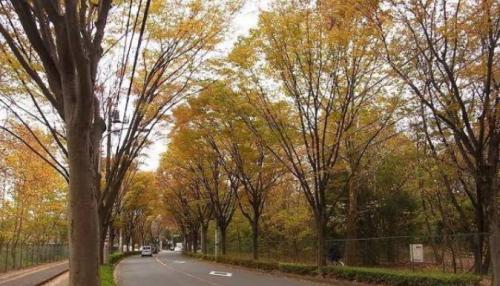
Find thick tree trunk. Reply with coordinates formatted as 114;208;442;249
490;214;500;286
119;228;124;253
218;225;227;256
315;214;327;269
473;173;492;274
192;229;199;253
201;224;208;255
344;178;359;265
109;226;115;254
99;222;106;265
251;219;259;260
67;128;100;286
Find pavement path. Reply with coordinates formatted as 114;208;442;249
116;251;347;286
0;261;68;286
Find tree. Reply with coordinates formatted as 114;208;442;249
228;0;388;267
120;172;159;249
97;0;239;263
0;1;113;283
181;83;285;259
375;0;499;279
0;125;67;268
0;0;241;268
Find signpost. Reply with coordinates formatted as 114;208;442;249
409;243;424;271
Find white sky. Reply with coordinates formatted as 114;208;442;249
139;0;269;171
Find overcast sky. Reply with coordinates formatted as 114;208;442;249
139;0;269;171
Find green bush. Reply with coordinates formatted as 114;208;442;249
183;251;481;286
322;266;481;286
279;263;317;275
184;252;279;271
109;251;140;265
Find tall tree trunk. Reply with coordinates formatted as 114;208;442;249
192;228;199;253
251;219;259;260
473;176;490;274
99;222;106;265
109;226;115;254
344;178;359;265
219;225;227;256
316;213;327;269
119;228;124;253
67;128;100;286
201;224;208;255
490;213;500;286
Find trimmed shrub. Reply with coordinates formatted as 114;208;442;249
323;266;481;286
183;251;481;286
109;251;140;265
279;263;317;275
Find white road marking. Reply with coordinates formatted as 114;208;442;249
209;271;232;277
155;257;223;286
173;260;186;264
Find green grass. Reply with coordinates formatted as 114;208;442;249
99;251;140;286
100;264;115;286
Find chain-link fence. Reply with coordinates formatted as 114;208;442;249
0;243;68;273
204;233;489;273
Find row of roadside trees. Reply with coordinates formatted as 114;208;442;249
0;0;497;285
157;0;498;284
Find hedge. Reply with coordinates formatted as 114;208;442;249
322;266;481;286
109;251;140;265
183;252;481;286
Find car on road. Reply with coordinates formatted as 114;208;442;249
141;245;153;257
174;243;183;252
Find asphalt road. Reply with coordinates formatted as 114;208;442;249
0;261;68;286
116;251;334;286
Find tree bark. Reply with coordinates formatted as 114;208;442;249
251;219;259;260
490;213;500;286
119;228;124;253
217;225;227;256
316;214;327;269
192;228;199;253
99;222;105;265
344;178;359;265
201;224;209;255
67;128;100;286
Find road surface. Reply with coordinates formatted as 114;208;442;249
0;261;68;286
116;251;339;286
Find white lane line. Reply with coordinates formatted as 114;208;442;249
155;257;223;286
209;271;232;277
173;260;186;264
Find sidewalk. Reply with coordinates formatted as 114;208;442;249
0;260;68;286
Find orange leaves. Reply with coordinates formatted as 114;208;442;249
0;126;67;243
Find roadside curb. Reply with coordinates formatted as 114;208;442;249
36;269;69;286
113;260;122;286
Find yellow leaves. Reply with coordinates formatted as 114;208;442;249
149;0;164;14
0;125;67;242
228;39;256;69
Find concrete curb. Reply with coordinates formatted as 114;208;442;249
36;269;69;286
113;257;124;286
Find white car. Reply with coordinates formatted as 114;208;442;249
174;243;183;252
141;245;153;257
